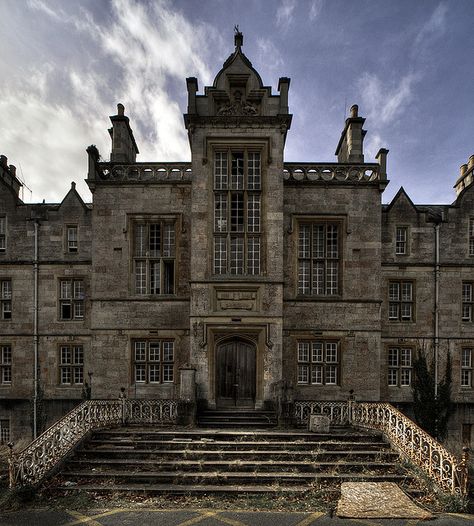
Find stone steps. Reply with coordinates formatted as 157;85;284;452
197;410;278;428
53;426;417;497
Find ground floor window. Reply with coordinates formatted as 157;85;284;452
297;341;339;385
388;347;412;387
461;348;473;388
133;340;174;384
0;419;10;443
0;345;11;384
59;345;84;385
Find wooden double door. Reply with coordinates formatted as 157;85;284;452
216;338;256;408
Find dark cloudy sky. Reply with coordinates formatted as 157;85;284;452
0;0;473;204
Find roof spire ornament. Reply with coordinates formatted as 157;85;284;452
234;25;243;48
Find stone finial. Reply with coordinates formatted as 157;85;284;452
468;155;474;170
350;104;359;118
234;26;243;48
71;181;76;190
117;103;125;116
460;164;468;177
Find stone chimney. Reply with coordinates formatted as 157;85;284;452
278;77;291;115
454;155;474;196
186;77;198;114
108;103;139;163
0;155;22;197
335;104;367;163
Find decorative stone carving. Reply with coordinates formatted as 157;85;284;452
214;287;259;312
217;90;259;116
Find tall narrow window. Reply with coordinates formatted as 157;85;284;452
469;218;474;257
0;345;12;384
0;216;6;252
213;150;261;275
388;281;414;321
297;341;339;385
0;420;10;444
395;226;407;255
133;221;175;294
59;279;84;320
66;225;78;253
463;282;473;322
297;221;340;295
388;347;412;386
1;280;11;320
133;340;174;384
461;348;472;388
59;345;84;385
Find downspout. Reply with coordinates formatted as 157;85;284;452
434;222;440;398
33;220;39;439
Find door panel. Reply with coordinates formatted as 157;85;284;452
216;339;256;407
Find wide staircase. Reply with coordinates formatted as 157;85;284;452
51;424;419;496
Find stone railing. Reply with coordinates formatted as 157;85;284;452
283;163;383;184
9;398;178;488
294;400;349;425
97;162;192;182
294;400;469;496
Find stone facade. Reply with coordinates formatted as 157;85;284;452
1;33;473;447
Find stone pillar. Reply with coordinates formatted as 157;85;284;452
179;367;197;426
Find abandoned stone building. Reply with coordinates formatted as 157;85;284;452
1;32;474;446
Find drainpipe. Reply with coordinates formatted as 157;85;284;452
33;220;39;439
434;222;440;398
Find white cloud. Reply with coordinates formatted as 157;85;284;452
414;3;448;48
276;0;297;28
357;72;418;125
3;0;218;202
309;0;323;21
256;38;284;75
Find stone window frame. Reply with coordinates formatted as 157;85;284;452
130;216;177;296
58;344;84;386
0;215;6;252
469;218;474;257
395;225;408;255
1;279;12;320
462;282;473;322
212;148;262;276
461;348;473;389
297;339;340;386
58;278;85;320
0;418;10;444
0;344;12;385
388;280;415;322
65;224;78;253
296;218;343;297
387;346;412;387
132;339;175;385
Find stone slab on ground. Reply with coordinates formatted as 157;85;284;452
336;481;433;519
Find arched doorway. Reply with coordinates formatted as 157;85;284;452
216;338;256;408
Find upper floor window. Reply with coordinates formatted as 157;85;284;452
59;345;84;385
389;280;414;321
462;282;473;322
66;225;78;253
59;279;84;320
388;347;412;386
1;280;11;320
133;221;175;295
133;340;174;384
0;216;6;252
297;340;339;385
0;345;11;385
213;150;261;275
395;226;408;255
461;348;472;388
298;221;340;296
469;218;474;257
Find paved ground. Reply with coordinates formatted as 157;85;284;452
0;508;472;526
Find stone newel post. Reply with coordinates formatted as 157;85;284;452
179;367;197;426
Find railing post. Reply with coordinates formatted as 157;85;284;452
460;447;470;496
347;390;355;425
119;388;127;425
8;442;16;489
